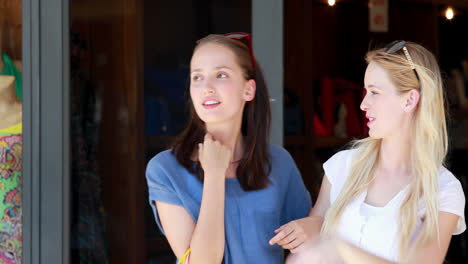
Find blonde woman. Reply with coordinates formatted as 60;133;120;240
270;40;466;263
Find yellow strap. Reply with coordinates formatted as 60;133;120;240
177;248;191;264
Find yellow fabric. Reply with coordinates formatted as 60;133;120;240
0;122;22;134
177;248;191;264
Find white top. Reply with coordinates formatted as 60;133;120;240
323;149;466;262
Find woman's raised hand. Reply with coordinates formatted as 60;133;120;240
198;133;232;178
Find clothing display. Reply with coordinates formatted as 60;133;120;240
315;78;367;137
0;123;22;264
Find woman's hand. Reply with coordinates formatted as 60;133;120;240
286;238;343;264
269;216;323;253
198;133;232;178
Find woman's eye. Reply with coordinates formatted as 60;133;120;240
217;72;228;78
192;75;202;81
371;91;378;95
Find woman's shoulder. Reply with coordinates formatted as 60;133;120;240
267;144;299;178
434;167;466;234
438;167;465;195
146;149;195;189
268;144;293;159
322;148;359;187
148;149;176;166
146;149;183;176
324;148;359;168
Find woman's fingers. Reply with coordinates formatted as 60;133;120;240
278;231;298;246
284;238;303;250
198;133;232;176
274;224;285;233
269;224;294;245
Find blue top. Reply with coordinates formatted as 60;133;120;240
146;144;312;264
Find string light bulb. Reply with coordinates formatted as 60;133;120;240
445;7;454;20
328;0;336;6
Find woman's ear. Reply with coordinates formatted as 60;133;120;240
244;79;256;101
404;89;420;112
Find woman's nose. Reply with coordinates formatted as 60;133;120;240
360;95;369;111
203;83;216;96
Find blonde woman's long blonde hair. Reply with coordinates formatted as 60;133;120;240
321;42;448;261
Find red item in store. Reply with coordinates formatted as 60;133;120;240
316;77;367;137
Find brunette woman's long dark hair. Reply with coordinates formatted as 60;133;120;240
171;34;272;191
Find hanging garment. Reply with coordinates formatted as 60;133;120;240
0;123;22;264
0;54;22;102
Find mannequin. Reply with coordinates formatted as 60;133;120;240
0;8;23;264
